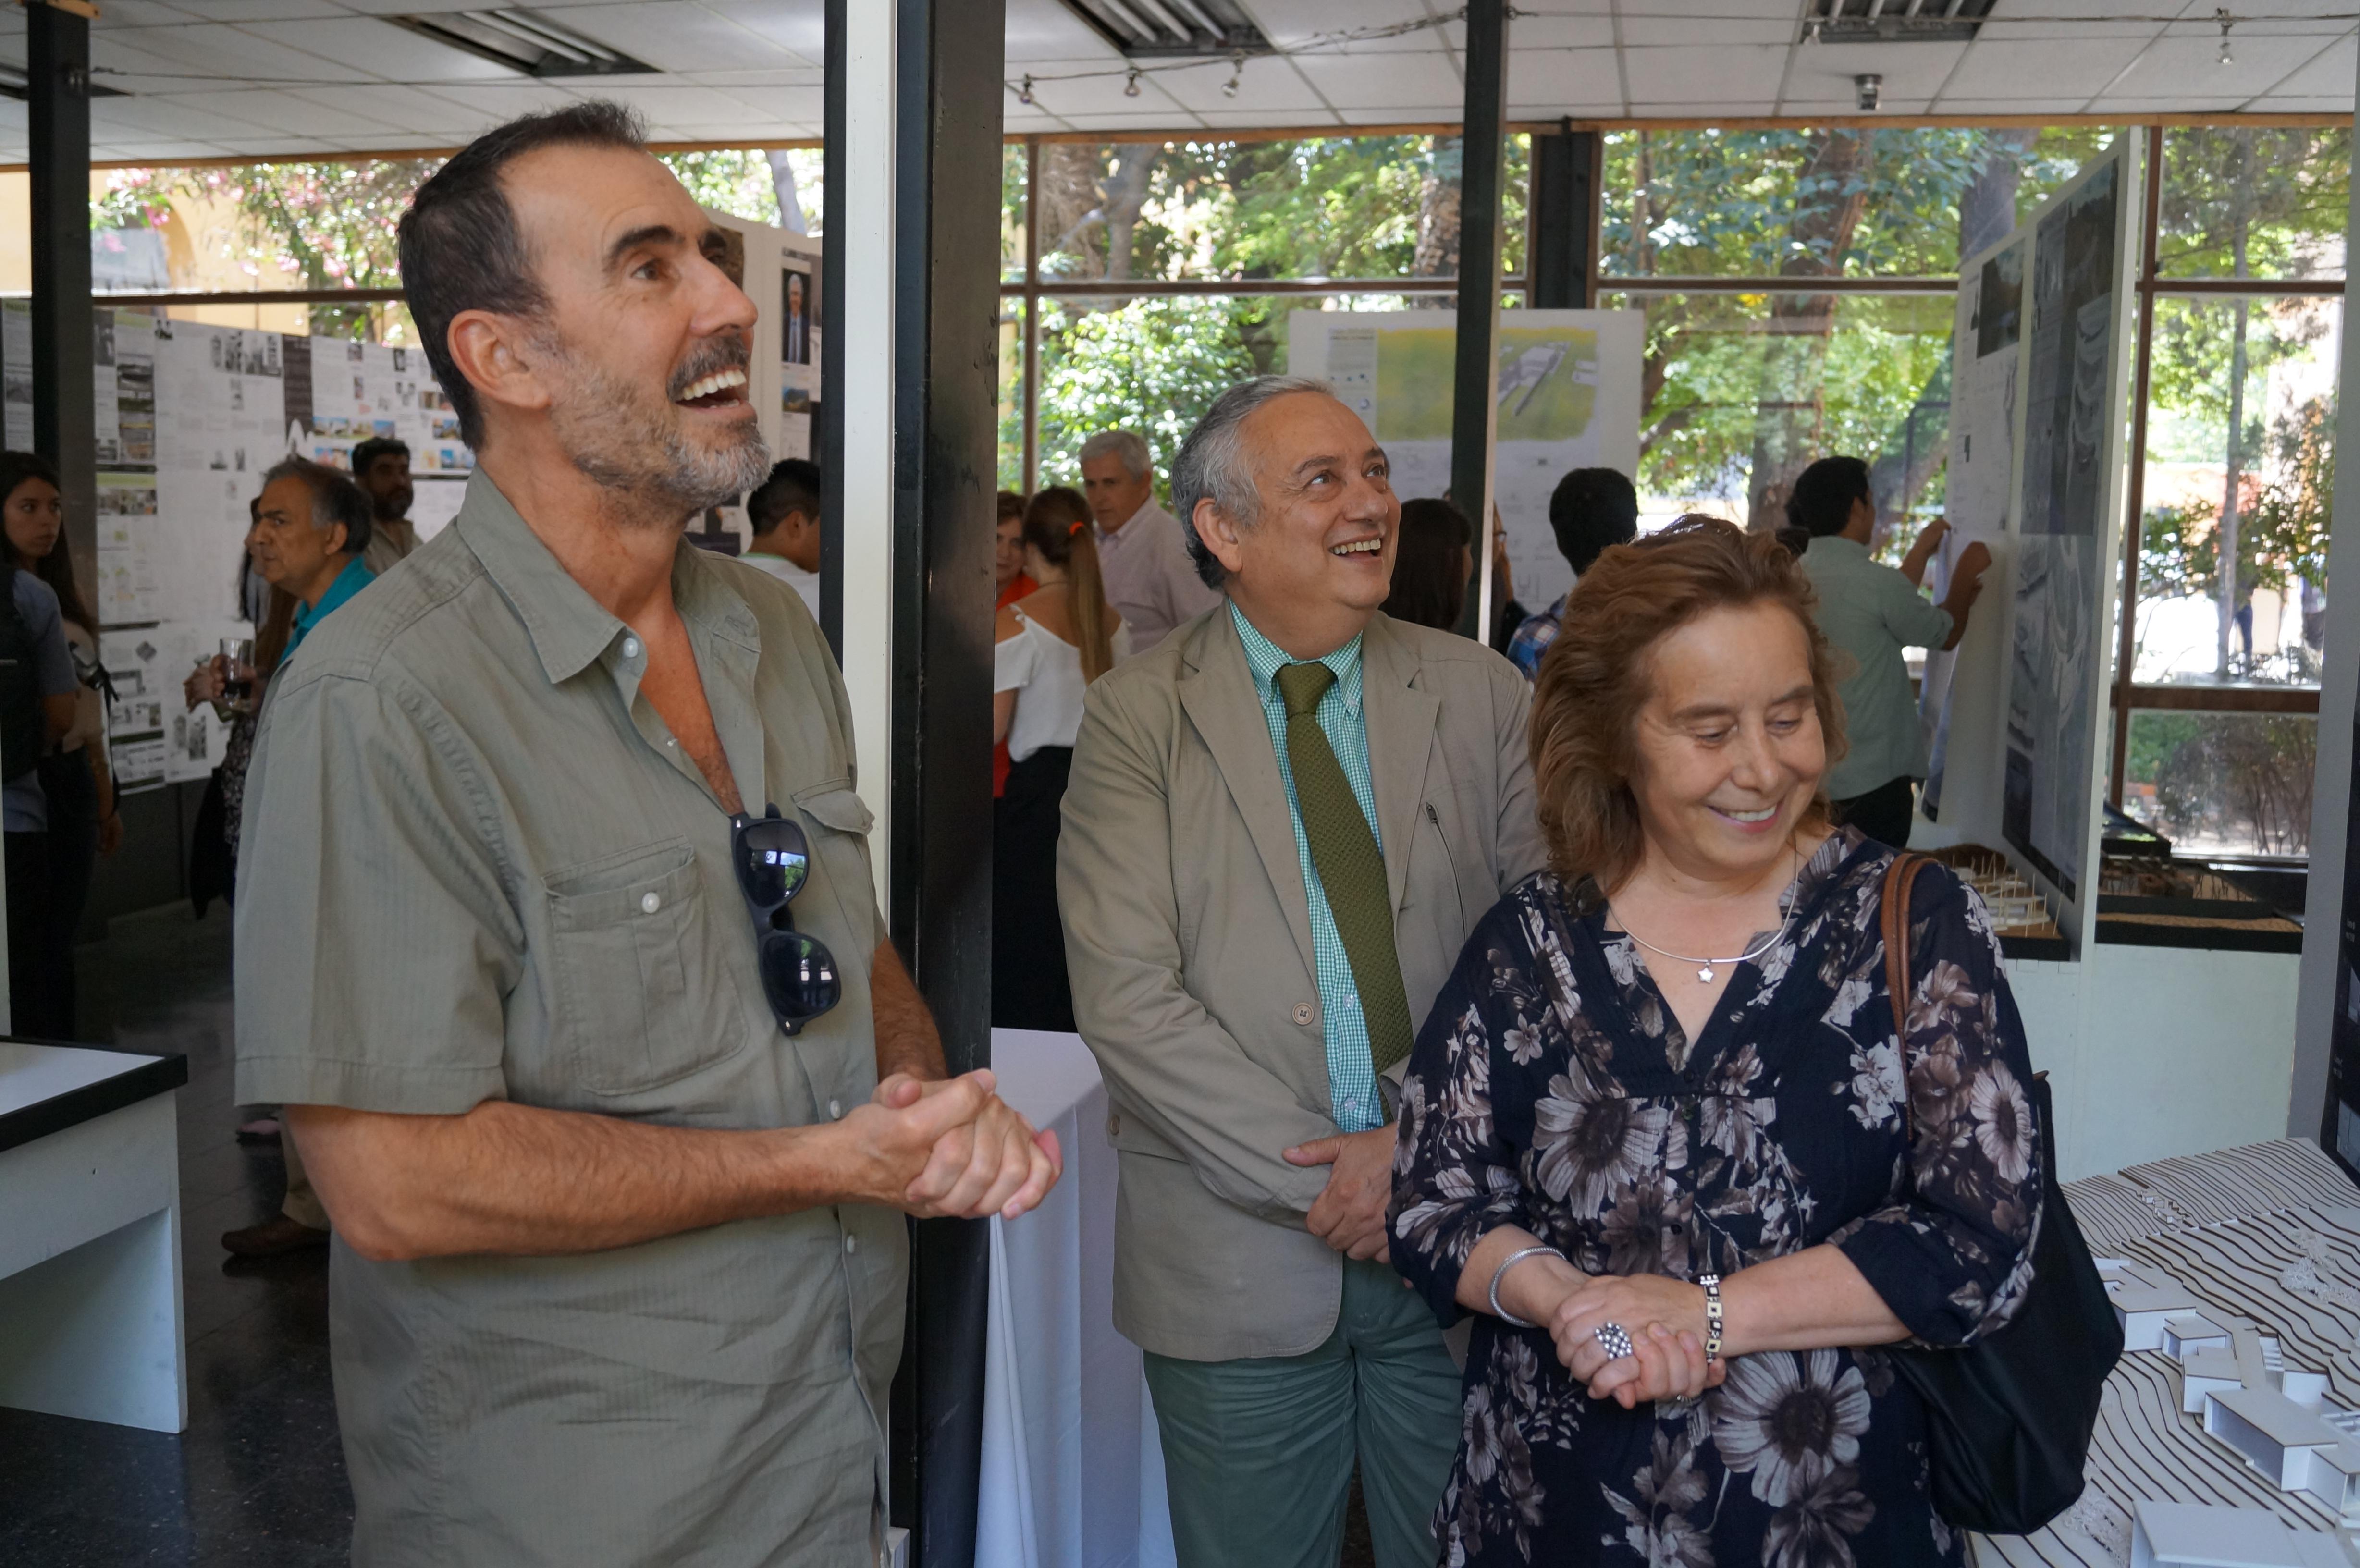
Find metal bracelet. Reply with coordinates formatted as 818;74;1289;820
1488;1245;1566;1328
1699;1273;1724;1361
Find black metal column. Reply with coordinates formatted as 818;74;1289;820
27;0;95;600
1450;0;1509;639
886;0;1004;1561
1527;120;1598;311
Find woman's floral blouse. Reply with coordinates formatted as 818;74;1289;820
1389;831;2043;1568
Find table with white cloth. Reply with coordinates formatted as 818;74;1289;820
978;1029;1178;1568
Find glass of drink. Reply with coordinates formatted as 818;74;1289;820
220;637;256;714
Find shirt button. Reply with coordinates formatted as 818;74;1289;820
828;1099;843;1120
1293;1003;1314;1026
844;1235;858;1255
622;637;641;659
1106;1112;1121;1139
640;891;661;915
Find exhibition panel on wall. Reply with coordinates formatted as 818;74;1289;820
1285;308;1644;611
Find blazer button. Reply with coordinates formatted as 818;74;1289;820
1106;1112;1121;1140
1293;1003;1315;1027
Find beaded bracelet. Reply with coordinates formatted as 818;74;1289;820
1699;1273;1724;1361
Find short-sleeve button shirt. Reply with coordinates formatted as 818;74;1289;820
1801;533;1955;799
233;474;903;1567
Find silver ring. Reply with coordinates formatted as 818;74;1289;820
1595;1321;1634;1361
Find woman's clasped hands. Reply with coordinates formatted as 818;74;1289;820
1540;1270;1726;1409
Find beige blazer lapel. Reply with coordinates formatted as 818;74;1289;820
1361;614;1440;916
1176;611;1320;979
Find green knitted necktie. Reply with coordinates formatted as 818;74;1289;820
1276;661;1414;1076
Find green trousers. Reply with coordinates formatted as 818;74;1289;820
1143;1257;1461;1568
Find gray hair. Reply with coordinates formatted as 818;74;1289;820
261;456;373;560
1170;374;1333;589
1078;429;1151;479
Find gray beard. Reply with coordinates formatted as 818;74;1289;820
541;341;772;520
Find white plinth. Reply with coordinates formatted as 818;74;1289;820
0;1041;188;1433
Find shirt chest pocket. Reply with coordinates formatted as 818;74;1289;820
543;838;747;1096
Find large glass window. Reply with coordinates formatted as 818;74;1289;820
1597;289;1955;527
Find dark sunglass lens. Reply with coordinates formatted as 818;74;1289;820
760;931;840;1029
737;818;811;905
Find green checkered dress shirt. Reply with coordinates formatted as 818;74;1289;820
1229;601;1385;1133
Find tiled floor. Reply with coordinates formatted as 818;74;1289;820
0;905;353;1567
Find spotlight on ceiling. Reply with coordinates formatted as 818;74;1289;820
1856;73;1882;112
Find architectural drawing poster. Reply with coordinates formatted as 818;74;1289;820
2004;150;2129;903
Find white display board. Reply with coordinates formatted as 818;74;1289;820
1922;230;2030;821
1921;142;2140;957
1287;309;1644;612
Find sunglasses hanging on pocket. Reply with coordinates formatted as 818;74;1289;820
730;806;842;1035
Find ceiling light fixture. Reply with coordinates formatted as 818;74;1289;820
387;10;655;78
1056;0;1271;62
2216;8;2236;67
1124;67;1143;97
1799;0;1994;46
1222;49;1244;97
1018;74;1034;104
1856;73;1882;112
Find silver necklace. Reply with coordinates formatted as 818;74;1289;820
1611;847;1802;985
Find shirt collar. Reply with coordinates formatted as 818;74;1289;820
454;471;761;686
1807;534;1869;562
1229;600;1364;716
1094;496;1155;543
287;556;375;650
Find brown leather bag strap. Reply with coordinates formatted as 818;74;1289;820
1881;852;1932;1143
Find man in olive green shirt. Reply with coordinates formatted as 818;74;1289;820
234;102;1057;1567
1789;455;1991;849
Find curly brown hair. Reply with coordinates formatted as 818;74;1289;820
1529;514;1847;892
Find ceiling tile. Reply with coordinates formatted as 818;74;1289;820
710;84;823;120
1503;47;1622;110
534;4;801;75
1622;42;1786;102
2259;32;2358;96
158;88;410;137
188;0;354;20
1293;51;1463;110
1190;108;1344;129
89;95;285;139
1621;16;1785;47
89;2;209;25
412;82;592;124
282;82;491;135
1941;35;2153;98
1509;16;1615;49
1251;0;1442;51
1626;100;1775;118
90;22;358;82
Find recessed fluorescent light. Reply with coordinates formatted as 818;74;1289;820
387;10;656;78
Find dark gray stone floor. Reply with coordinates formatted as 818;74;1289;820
0;905;353;1567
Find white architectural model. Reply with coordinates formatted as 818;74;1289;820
2132;1500;2357;1567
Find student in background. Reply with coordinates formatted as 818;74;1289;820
993;486;1126;1032
0;453;97;1039
995;490;1036;799
0;455;119;1042
1380;497;1473;632
1790;454;1991;850
352;436;418;575
1507;466;1640;679
741;457;823;617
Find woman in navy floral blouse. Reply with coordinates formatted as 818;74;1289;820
1389;517;2041;1568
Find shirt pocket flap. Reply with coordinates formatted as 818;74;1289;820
793;784;874;837
545;839;698;931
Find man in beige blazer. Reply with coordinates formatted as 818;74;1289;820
1059;376;1547;1568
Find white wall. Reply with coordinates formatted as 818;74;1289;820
2016;945;2303;1183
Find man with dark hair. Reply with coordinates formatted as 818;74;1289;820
235;101;1056;1563
350;436;417;576
742;456;822;616
1505;466;1640;679
1788;454;1992;849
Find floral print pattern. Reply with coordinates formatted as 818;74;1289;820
1390;832;2043;1568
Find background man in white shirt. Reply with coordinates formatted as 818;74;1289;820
1079;429;1220;651
741;456;822;617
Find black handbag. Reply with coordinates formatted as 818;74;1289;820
1877;853;2123;1536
